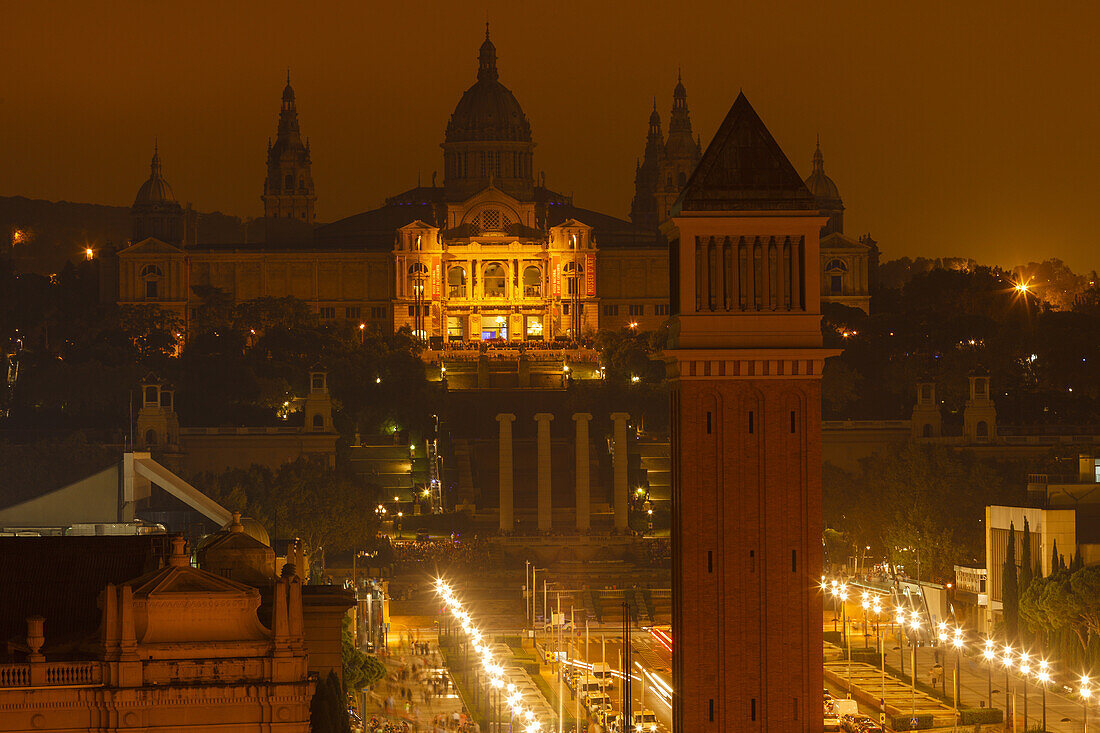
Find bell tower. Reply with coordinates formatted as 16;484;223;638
664;92;835;732
263;74;316;224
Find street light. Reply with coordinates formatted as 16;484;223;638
951;628;965;725
1019;651;1031;730
1001;646;1015;730
1081;675;1092;733
1036;660;1050;733
983;638;997;708
908;614;921;722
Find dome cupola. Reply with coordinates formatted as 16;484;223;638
804;140;844;235
442;25;535;201
134;144;177;206
131;143;184;245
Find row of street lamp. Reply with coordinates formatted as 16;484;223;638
822;576;1094;732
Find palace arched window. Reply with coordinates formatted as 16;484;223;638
563;261;584;296
825;258;848;295
407;262;429;297
678;171;687;187
140;264;164;299
448;266;467;298
522;266;542;297
483;263;506;297
284;173;294;191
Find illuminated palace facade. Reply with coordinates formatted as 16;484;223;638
114;30;873;347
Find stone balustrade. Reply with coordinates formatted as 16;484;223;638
0;661;103;688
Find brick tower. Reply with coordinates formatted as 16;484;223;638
663;92;836;732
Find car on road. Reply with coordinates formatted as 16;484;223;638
585;692;613;715
598;710;623;732
630;709;658;732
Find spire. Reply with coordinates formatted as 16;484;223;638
669;72;692;134
150;140;161;177
277;74;300;139
812;137;824;173
478;24;498;82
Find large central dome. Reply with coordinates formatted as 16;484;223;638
444;31;532;144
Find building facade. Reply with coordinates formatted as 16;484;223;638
114;32;876;343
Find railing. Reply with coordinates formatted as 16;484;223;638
0;665;29;687
44;662;102;686
0;661;103;688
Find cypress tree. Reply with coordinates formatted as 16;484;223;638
1051;539;1061;573
1072;545;1085;571
1019;517;1034;596
1003;522;1019;639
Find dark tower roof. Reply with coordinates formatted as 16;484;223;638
445;24;532;143
270;74;307;160
676;92;817;213
133;144;177;206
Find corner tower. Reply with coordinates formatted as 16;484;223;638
655;73;702;223
663;92;834;732
442;25;535;202
630;101;663;230
263;75;316;223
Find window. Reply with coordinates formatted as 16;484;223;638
312;414;324;431
976;378;988;396
603;304;619;316
922;423;934;438
285;173;294;190
407;305;429;316
481;209;501;230
976;420;989;437
319;306;336;319
312;374;325;390
563;261;584;295
522;266;542;297
920;384;932;400
825;258;848;273
655;304;670;316
629;304;644;316
448;266;467;298
678;171;687;187
370;306;387;319
447;316;464;340
144;429;157;446
563;303;584;315
525;316;544;340
483;263;506;297
141;264;163;299
407;262;429;297
830;275;843;294
144;386;158;404
345;306;361;319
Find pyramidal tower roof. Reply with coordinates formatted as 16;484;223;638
676;92;817;213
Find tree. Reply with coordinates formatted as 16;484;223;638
1019;517;1034;599
1003;522;1019;640
309;670;351;733
1051;539;1062;573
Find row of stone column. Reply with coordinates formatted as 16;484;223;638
496;412;630;533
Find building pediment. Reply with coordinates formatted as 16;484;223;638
448;185;535;231
117;237;185;257
820;232;871;252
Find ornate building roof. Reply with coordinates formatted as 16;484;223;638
444;26;532;144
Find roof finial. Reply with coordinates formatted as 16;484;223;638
678;66;682;84
485;18;490;41
150;140;161;176
286;67;290;85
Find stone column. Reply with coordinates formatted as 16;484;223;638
534;413;554;532
496;414;516;533
573;413;593;532
610;412;630;532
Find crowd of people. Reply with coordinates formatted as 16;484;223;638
391;537;507;574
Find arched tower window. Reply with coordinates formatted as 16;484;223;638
523;266;542;297
144;429;157;446
976;421;989;437
922;423;933;438
483;263;506;297
448;266;467;298
140;264;164;299
312;414;324;431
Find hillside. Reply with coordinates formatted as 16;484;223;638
1;196;245;274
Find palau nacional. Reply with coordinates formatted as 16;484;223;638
36;26;874;733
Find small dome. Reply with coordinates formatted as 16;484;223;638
804;143;842;206
445;29;532;144
219;514;271;547
133;146;177;206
